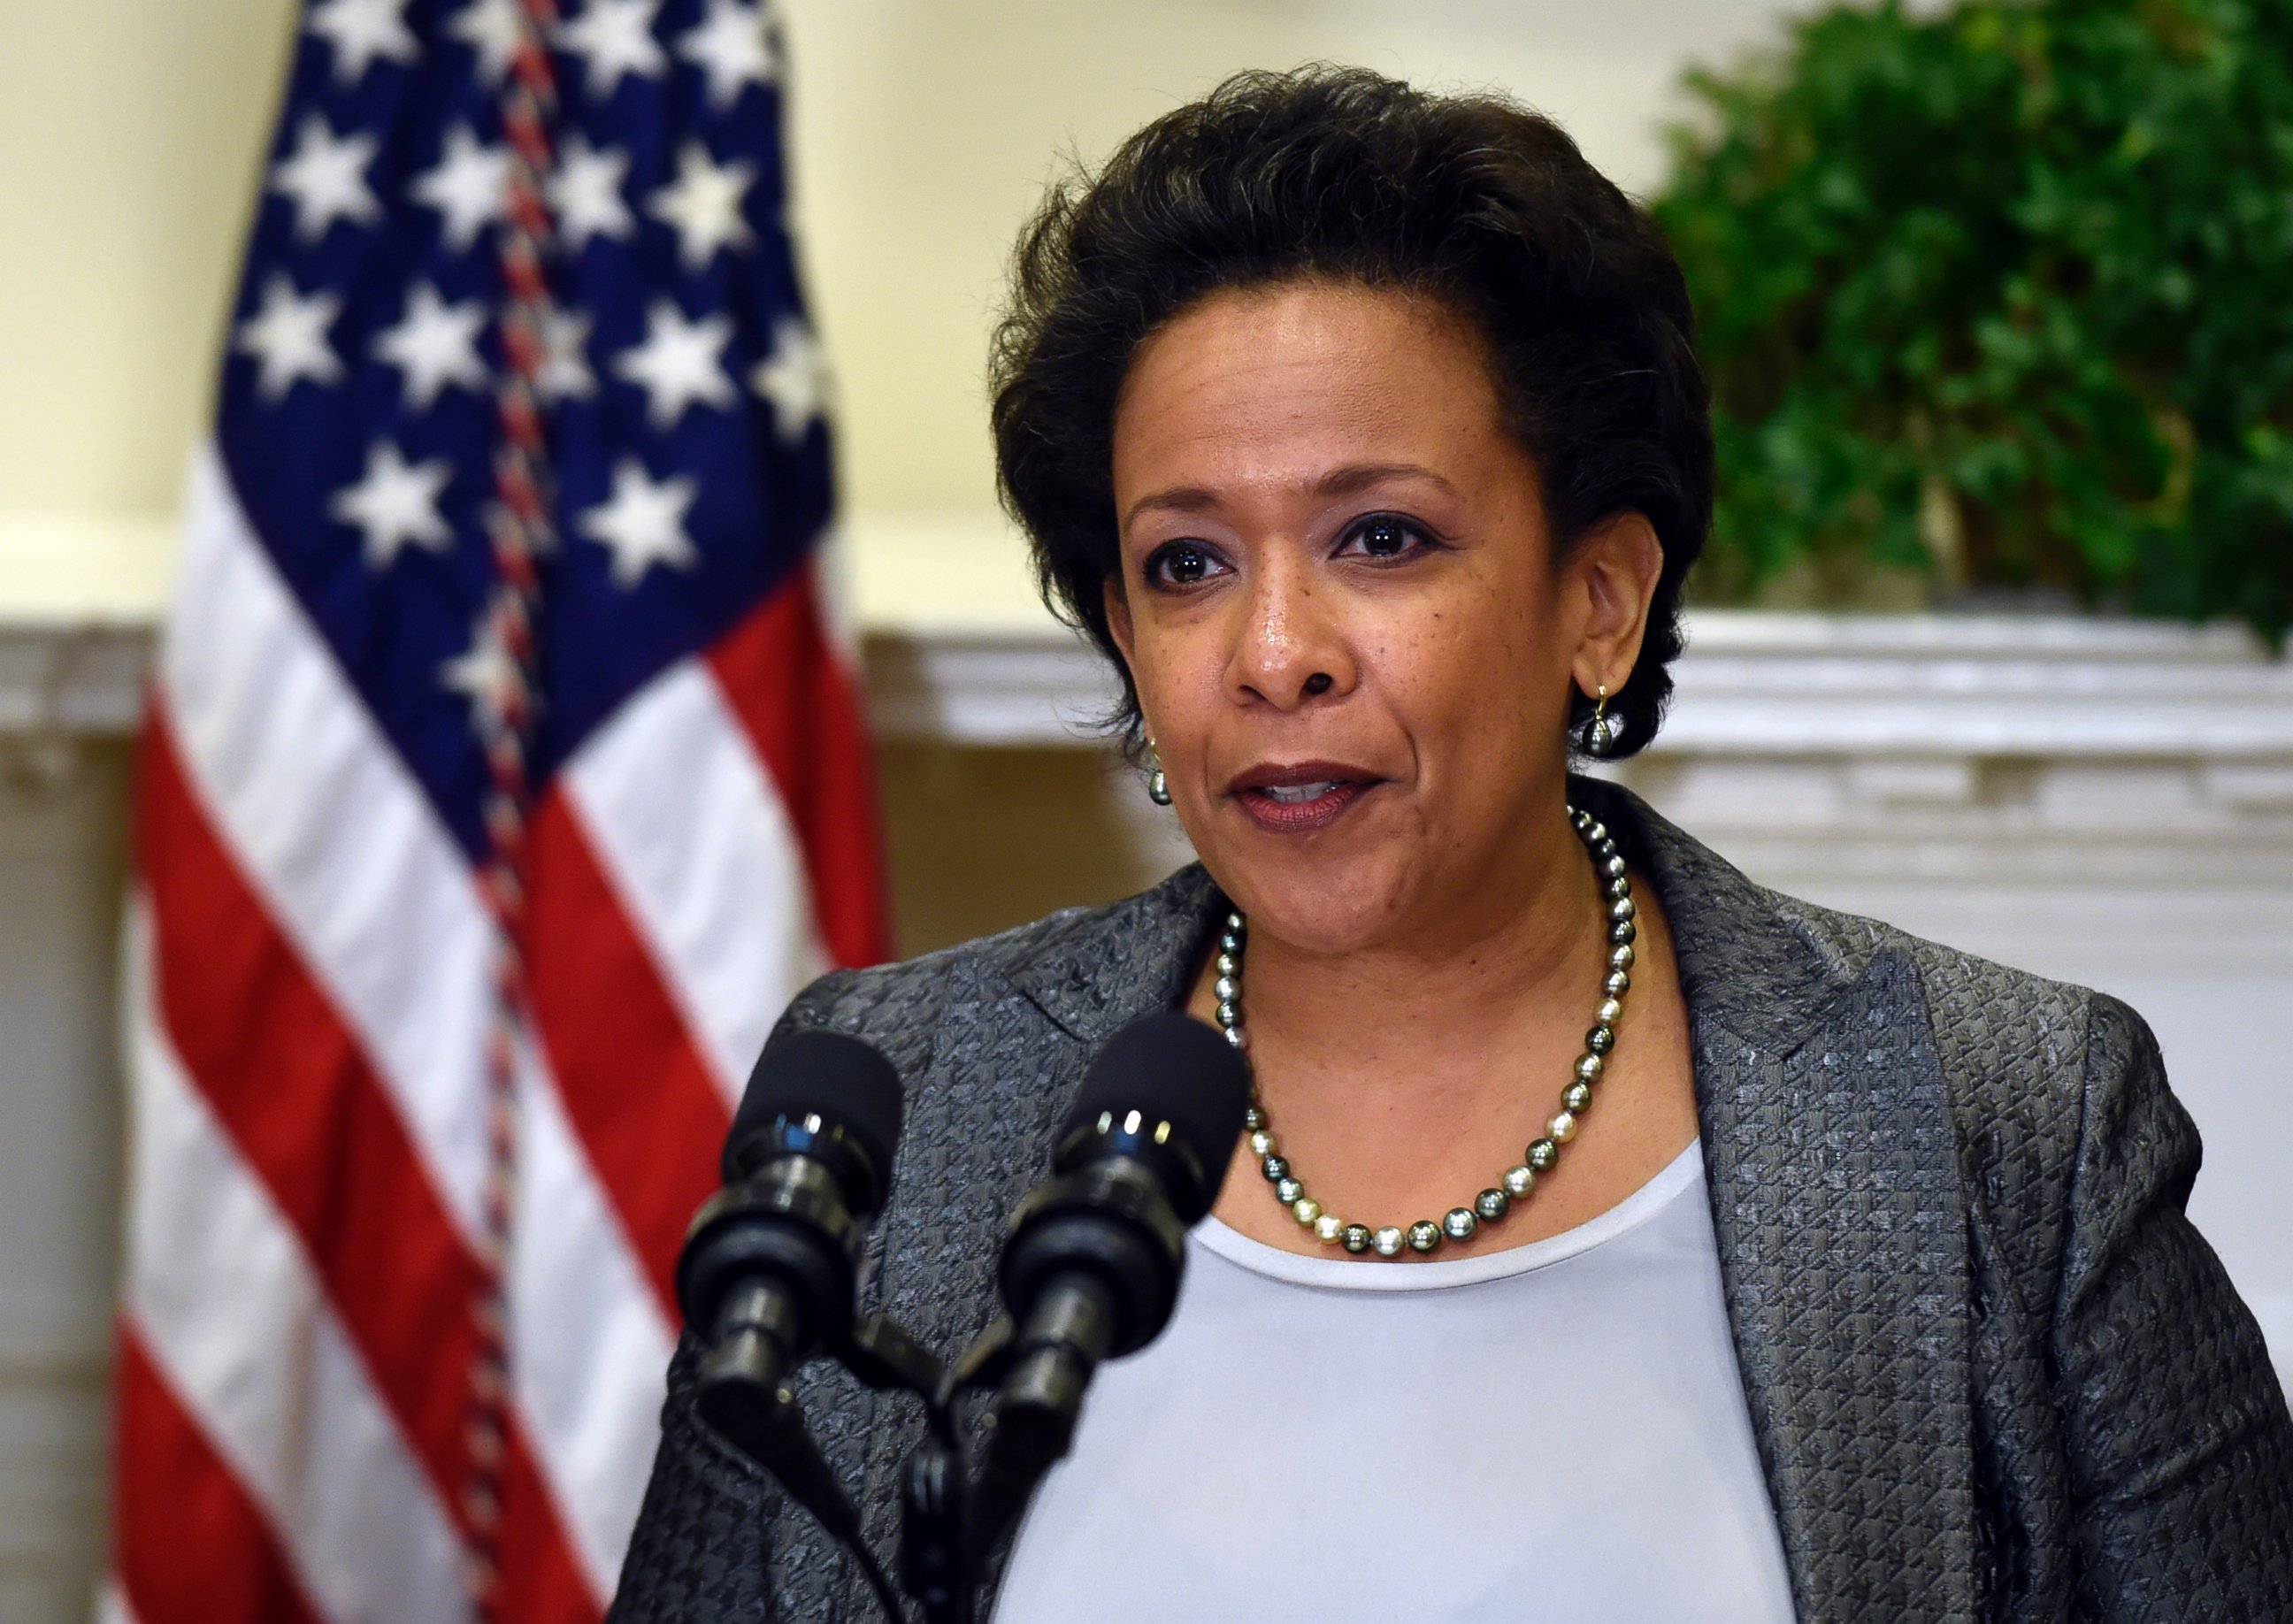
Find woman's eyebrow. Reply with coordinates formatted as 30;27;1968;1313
1122;485;1222;527
1122;463;1455;528
1311;461;1455;500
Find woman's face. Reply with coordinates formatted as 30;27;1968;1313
1106;279;1653;954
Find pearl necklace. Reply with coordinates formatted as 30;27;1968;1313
1214;806;1637;1259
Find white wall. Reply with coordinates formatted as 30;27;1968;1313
0;0;1824;622
773;0;1811;524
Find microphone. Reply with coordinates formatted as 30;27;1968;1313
969;1011;1252;1558
675;1028;904;1459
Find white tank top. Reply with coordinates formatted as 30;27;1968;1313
993;1141;1798;1623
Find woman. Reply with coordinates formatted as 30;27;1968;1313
612;68;2293;1621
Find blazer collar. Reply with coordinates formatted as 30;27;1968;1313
985;778;1975;1621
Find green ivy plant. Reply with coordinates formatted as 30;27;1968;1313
1653;0;2293;637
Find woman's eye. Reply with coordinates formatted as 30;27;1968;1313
1338;514;1426;560
1146;542;1225;587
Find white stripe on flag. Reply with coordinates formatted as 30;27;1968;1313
566;657;826;1102
163;445;494;1244
510;1030;676;1594
124;900;467;1624
809;523;863;669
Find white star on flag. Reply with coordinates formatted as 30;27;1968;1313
557;0;667;98
412;125;510;252
270;115;381;241
448;0;525;84
539;306;597;402
579;457;700;585
648;141;755;269
548;135;635;249
374;283;489;410
751;316;830;444
331;441;454;566
676;0;778;109
307;0;419;84
440;610;521;721
236;275;344;401
614;300;736;428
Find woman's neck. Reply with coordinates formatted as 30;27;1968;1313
1223;810;1610;1125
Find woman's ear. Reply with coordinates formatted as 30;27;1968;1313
1569;511;1662;696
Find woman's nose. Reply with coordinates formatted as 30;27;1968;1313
1226;560;1355;711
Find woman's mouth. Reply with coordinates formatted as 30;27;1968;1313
1229;766;1380;832
1262;781;1339;804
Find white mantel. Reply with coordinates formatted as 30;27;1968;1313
2;608;2289;1620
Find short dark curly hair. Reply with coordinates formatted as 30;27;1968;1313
989;65;1713;758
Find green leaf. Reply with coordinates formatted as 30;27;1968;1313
1654;0;2293;637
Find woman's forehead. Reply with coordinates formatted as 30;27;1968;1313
1112;281;1507;506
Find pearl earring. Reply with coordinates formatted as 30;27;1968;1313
1146;741;1172;805
1583;684;1622;757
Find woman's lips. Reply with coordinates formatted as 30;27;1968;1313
1233;778;1375;832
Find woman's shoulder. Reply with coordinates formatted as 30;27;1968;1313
1607;777;2128;1123
1768;881;2112;1072
1756;878;2169;1211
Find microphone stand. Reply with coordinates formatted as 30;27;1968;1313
772;1306;1084;1624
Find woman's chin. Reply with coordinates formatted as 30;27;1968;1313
1191;789;1453;954
1207;853;1419;959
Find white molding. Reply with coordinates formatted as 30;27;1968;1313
862;626;1116;747
852;611;2293;766
6;609;2291;764
1658;613;2293;760
0;624;151;737
14;608;2285;882
19;498;2277;763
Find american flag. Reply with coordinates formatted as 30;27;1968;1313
109;1;888;1620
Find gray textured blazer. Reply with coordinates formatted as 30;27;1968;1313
610;779;2293;1622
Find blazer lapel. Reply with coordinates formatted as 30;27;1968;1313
984;864;1227;1045
1583;778;1976;1623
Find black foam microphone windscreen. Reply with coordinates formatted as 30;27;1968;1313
723;1028;904;1194
1058;1011;1253;1223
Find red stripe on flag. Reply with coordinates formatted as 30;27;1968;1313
500;1414;609;1624
523;788;730;1311
112;1320;326;1624
706;563;893;969
134;708;597;1620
